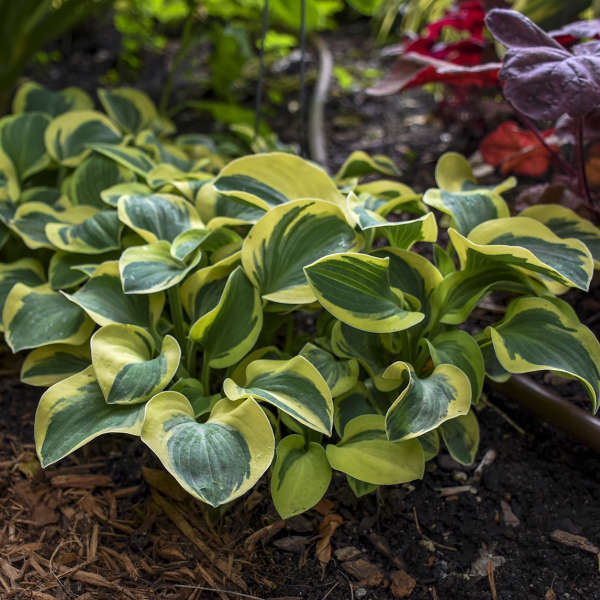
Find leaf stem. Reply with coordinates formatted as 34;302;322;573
201;356;211;395
167;286;187;356
186;341;197;378
575;116;595;210
515;109;577;178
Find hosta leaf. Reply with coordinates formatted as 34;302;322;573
434;152;516;196
330;321;392;377
347;194;437;248
141;393;275;506
21;344;91;387
45;211;122;254
450;218;594;291
118;193;204;243
435;260;546;325
64;261;164;328
48;251;118;290
355;180;426;215
45;111;122;167
0;258;45;317
3;283;94;352
120;242;202;294
224;356;333;435
70;154;136;209
371;247;443;321
383;361;471;441
21;187;64;209
13;82;93;117
426;330;484;403
35;366;145;467
228;346;287;387
335;151;400;181
136;131;192;172
190;267;263;368
520;204;600;268
300;342;359;397
10;203;97;249
486;296;600;411
195;182;269;228
334;384;379;437
305;253;423;333
91;144;157;178
271;434;332;519
417;429;440;461
0;112;51;180
424;187;509;236
242;199;362;304
347;475;378;497
326;414;424;485
181;253;240;322
98;87;159;134
214;152;342;206
0;148;19;214
101;182;152;207
91;324;180;405
440;410;480;465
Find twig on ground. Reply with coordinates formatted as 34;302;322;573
337;568;354;600
481;398;526;435
320;581;339;600
472;449;498;484
488;559;498;600
413;507;457;551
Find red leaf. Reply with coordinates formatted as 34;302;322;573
479;121;557;176
367;52;500;96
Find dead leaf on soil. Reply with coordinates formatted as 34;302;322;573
545;588;558;600
469;544;506;577
390;570;417;598
341;558;384;587
316;513;343;566
272;536;309;553
334;546;361;561
500;500;520;528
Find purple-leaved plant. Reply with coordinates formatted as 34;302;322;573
486;8;600;210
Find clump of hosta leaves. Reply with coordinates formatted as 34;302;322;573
2;82;600;519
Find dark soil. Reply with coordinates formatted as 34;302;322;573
5;15;600;600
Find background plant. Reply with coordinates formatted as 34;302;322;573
1;82;600;518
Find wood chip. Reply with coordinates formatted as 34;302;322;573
245;520;285;552
550;530;600;554
435;485;477;497
273;536;309;553
545;589;557;600
50;474;114;489
390;570;417;598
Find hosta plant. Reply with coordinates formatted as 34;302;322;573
2;83;600;519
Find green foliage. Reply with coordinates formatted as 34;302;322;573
3;82;600;518
0;0;110;111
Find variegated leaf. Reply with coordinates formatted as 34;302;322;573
486;296;600;411
383;361;471;441
440;410;480;465
45;111;122;167
190;267;262;368
0;258;45;316
0;112;51;180
21;344;91;387
224;356;333;435
141;393;274;506
98;87;159;134
70;154;136;209
118;193;204;243
450;218;594;291
91;143;157;178
91;324;180;405
35;366;145;467
335;151;400;181
299;342;359;397
64;261;164;328
305;253;423;333
13;82;93;117
4;283;94;352
242;199;362;304
120;242;202;294
326;414;424;485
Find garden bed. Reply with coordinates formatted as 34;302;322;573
2;366;600;600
